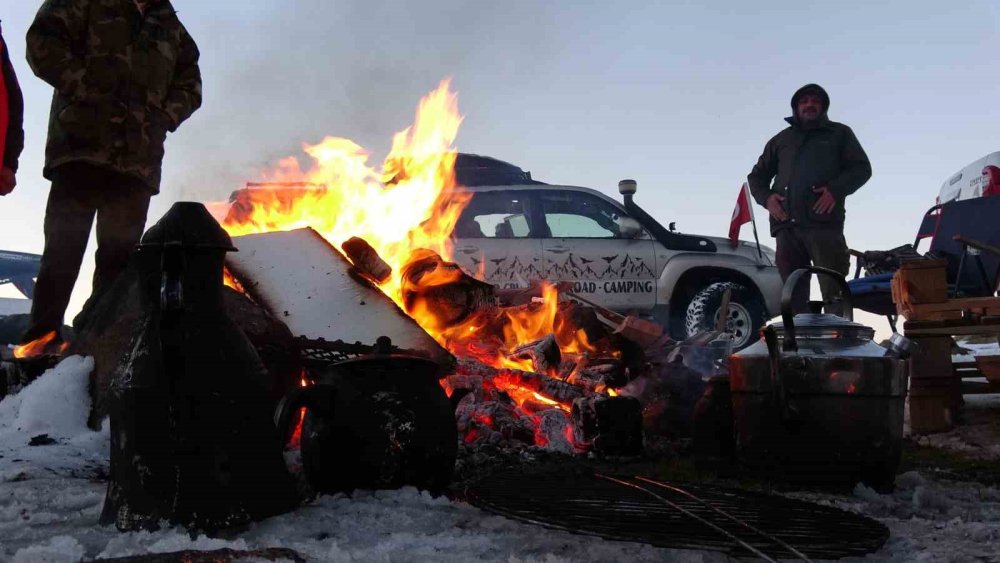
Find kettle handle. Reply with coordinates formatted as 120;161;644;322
781;266;854;352
274;385;335;445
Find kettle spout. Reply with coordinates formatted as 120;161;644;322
885;333;918;360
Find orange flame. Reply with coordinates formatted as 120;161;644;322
433;283;595;371
215;79;613;450
220;79;469;304
13;331;67;359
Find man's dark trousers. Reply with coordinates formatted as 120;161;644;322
775;227;851;315
22;162;151;343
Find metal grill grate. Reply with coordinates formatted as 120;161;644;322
463;471;888;560
296;337;380;367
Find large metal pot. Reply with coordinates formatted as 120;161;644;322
729;267;912;490
275;337;457;496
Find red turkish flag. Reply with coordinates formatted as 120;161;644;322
0;29;9;166
728;183;752;249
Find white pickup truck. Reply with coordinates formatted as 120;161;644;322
447;156;783;349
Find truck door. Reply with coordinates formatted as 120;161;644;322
450;190;545;290
537;190;657;313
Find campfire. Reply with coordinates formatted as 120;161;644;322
216;80;640;453
13;331;67;359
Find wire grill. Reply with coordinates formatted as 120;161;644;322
463;470;888;560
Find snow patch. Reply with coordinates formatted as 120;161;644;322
11;535;85;563
0;355;94;440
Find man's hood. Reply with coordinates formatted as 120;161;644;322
791;83;830;112
787;83;830;128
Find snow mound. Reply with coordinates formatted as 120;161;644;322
0;355;94;441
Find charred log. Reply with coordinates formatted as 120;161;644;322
400;249;497;328
455;358;587;404
456;394;536;445
555;300;611;345
506;334;561;374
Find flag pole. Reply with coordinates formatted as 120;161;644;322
744;183;764;261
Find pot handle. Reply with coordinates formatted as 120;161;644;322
780;266;854;352
274;385;335;445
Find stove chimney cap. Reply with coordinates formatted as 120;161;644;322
140;202;237;251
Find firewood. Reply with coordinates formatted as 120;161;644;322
613;315;665;348
342;236;392;284
506;334;561;374
401;249;497;327
455;358;586;403
557;301;612;345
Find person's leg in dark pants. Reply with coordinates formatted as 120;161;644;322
774;228;812;314
22;167;99;344
803;228;851;316
92;179;151;300
73;171;151;331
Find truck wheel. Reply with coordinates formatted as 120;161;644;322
684;282;766;350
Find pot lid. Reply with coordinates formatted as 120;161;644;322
770;312;875;341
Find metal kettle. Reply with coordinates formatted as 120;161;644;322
734;266;912;403
729;266;912;489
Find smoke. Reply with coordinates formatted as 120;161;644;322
167;0;565;203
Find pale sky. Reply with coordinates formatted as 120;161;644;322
3;0;999;336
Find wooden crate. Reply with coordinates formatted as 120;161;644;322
975;356;1000;384
891;259;948;307
896;296;1000;321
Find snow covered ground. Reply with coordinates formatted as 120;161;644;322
2;357;999;562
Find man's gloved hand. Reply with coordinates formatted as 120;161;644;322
812;185;836;214
766;193;787;221
0;167;15;196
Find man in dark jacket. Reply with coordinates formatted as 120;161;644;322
747;84;871;314
20;0;202;346
0;19;24;196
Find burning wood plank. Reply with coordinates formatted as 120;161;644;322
455;358;586;404
225;228;451;364
506;334;561;374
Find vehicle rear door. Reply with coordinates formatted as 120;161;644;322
537;190;657;312
450;190;545;290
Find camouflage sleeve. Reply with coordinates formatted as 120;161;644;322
161;24;202;132
26;0;91;101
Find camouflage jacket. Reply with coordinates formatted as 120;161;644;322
27;0;202;194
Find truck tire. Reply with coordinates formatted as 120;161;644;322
684;282;766;350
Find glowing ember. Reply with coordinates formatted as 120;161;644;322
13;331;67;359
222;267;248;295
289;407;306;450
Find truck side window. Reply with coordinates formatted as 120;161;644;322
539;192;634;239
454;191;535;239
